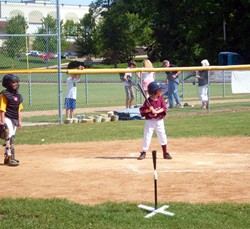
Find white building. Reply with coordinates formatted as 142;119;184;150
0;0;89;34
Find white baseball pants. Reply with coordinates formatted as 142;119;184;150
5;117;17;138
5;117;17;156
198;84;208;102
142;119;167;152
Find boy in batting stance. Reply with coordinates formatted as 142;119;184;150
138;81;172;160
0;74;23;166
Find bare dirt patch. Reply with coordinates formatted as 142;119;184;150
1;137;249;205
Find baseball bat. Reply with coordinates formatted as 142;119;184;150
120;73;139;91
137;82;152;107
128;79;139;91
137;82;157;118
152;150;158;209
183;71;196;81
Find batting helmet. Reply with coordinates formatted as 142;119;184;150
148;81;164;95
2;74;20;93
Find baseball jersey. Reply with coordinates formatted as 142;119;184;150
140;96;167;120
0;92;23;114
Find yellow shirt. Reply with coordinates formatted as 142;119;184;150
0;93;23;112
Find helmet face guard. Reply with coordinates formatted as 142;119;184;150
148;81;164;95
2;74;20;93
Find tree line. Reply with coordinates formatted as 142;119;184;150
79;0;249;66
3;0;250;67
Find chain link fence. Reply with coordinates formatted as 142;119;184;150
0;0;62;124
0;0;60;67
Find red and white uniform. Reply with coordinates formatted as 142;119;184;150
139;96;167;152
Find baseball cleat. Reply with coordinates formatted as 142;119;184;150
163;152;172;160
7;159;19;166
14;159;19;163
138;152;146;160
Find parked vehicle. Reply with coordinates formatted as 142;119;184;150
60;52;77;59
61;52;68;59
67;52;77;57
26;50;42;57
38;53;58;60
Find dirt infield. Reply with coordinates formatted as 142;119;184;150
0;137;250;205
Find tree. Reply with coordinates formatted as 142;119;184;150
32;15;58;53
61;19;78;51
63;20;78;39
74;0;250;65
126;13;153;49
128;0;250;65
3;14;27;62
93;0;153;66
221;0;250;63
99;5;135;66
75;10;98;57
73;0;114;58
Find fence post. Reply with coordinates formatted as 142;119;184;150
181;71;184;100
207;70;211;112
222;70;225;97
28;74;32;106
84;74;88;104
56;0;63;124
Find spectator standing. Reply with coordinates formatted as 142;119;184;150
122;60;139;109
65;61;84;119
141;59;155;97
162;60;182;108
195;59;210;109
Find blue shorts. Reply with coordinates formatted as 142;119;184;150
64;98;76;110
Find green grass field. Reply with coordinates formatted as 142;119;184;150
0;198;249;229
0;53;69;70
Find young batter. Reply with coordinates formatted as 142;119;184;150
138;81;172;160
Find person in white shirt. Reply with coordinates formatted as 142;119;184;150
122;60;139;109
65;61;84;118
